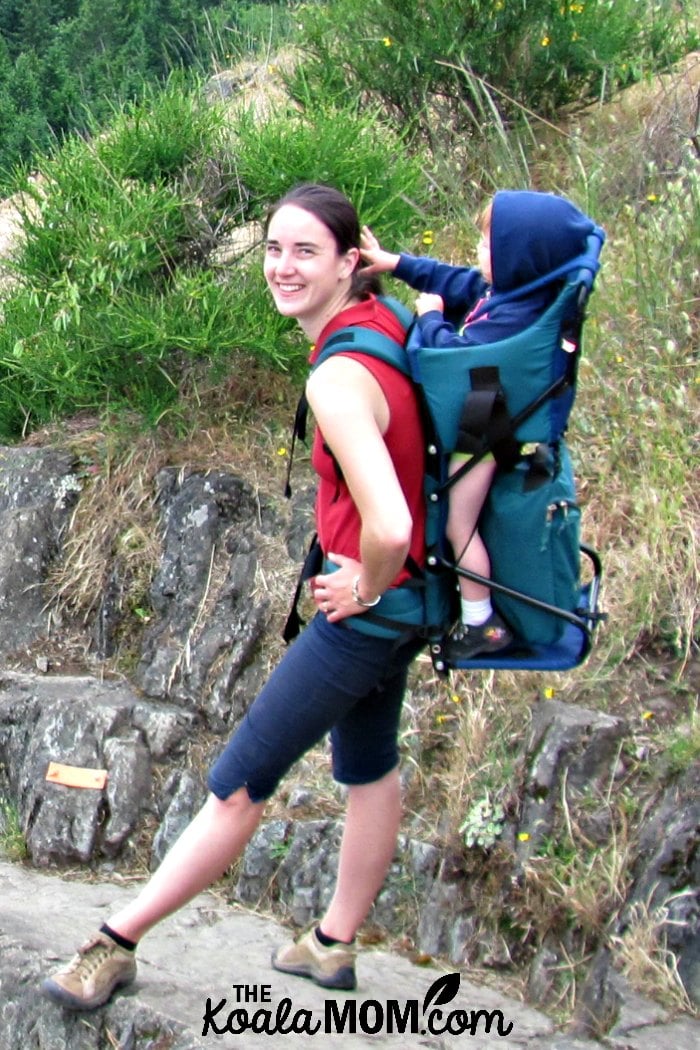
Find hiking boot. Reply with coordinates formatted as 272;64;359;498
41;932;137;1011
271;927;356;990
446;612;512;662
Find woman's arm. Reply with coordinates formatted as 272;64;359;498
306;355;412;621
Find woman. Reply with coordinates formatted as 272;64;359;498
41;183;427;1009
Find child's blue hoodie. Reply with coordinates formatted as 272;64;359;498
394;190;596;348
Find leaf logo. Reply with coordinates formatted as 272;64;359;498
422;972;461;1012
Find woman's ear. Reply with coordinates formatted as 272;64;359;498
339;246;361;279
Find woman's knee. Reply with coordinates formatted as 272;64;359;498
206;785;264;819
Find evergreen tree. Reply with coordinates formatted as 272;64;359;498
0;0;274;184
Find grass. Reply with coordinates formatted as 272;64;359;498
0;796;27;862
611;897;696;1013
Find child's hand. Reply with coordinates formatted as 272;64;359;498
416;292;444;316
360;225;400;274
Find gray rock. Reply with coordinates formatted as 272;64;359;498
0;672;194;866
0;446;77;654
515;700;628;862
135;469;271;727
151;769;208;868
621;760;700;1007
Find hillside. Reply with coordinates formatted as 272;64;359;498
0;42;698;1038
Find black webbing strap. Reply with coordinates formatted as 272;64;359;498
522;443;556;491
455;366;521;470
282;533;323;643
283;540;427;646
284;391;309;499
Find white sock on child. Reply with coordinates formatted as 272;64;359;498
461;597;492;627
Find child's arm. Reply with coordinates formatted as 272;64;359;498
415;292;461;347
361;226;488;316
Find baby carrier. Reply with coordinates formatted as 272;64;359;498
285;226;606;675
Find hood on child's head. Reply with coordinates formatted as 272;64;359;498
489;190;595;293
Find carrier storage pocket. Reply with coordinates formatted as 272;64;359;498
480;442;581;646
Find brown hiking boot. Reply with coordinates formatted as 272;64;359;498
271;927;356;990
41;931;137;1011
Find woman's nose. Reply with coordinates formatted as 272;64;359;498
276;249;295;274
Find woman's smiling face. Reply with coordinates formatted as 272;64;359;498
264;203;359;337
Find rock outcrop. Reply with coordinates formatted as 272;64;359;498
0;440;698;1037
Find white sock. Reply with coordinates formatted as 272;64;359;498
461;597;492;627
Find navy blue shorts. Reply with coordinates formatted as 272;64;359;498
207;612;424;803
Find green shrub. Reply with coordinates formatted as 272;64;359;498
0;81;430;439
94;74;229;183
289;0;698;130
232;98;429;238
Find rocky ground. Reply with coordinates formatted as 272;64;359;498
3;859;699;1050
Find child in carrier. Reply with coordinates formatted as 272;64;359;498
360;189;597;660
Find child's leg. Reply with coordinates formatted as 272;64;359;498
444;455;513;657
446;456;497;622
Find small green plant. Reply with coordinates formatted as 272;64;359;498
0;796;28;862
658;718;700;777
460;793;505;850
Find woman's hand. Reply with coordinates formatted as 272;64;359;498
311;553;369;623
360;225;400;275
415;292;444;316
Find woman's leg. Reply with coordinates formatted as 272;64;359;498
109;617;407;946
319;767;401;943
106;788;265;943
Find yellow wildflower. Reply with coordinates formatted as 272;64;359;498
541;35;550;47
543;686;556;699
382;36;392;47
642;711;655;720
422;230;434;246
518;832;531;842
277;447;288;457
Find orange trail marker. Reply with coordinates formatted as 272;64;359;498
45;762;108;790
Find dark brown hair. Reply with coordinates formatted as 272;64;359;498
265;183;383;298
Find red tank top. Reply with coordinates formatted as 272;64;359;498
310;297;426;586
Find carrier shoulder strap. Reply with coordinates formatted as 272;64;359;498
284;296;414;498
313;295;414;373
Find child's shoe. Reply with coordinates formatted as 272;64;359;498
445;612;512;662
